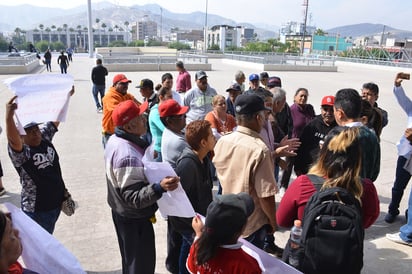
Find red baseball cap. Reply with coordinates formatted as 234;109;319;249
321;95;335;106
112;100;148;127
159;99;189;118
113;74;132;85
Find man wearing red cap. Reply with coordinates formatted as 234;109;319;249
105;100;179;274
101;74;139;147
294;95;337;175
158;99;189;273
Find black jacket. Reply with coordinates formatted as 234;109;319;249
91;64;108;85
168;147;213;233
294;115;337;175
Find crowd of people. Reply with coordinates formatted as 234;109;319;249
2;56;412;273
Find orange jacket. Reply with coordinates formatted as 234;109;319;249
102;86;136;134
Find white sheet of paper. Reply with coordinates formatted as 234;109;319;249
3;203;86;274
142;145;196;218
4;74;74;133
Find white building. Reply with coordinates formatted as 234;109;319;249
206;25;254;51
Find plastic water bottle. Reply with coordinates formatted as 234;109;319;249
289;219;302;268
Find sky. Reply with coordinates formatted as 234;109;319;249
3;0;412;30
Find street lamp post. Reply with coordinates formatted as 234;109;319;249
204;0;208;52
87;0;94;58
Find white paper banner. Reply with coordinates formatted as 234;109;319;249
3;203;86;274
4;74;74;132
142;144;196;218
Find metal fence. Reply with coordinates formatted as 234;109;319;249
97;52;208;65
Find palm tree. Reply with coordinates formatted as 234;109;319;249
62;24;68;47
57;27;62;43
39;24;44;41
124;21;130;44
45;27;51;44
96;18;102;45
101;23;107;46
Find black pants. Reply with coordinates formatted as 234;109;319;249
166;219;182;274
112;211;155;274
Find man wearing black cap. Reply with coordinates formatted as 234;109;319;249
5;88;75;234
184;70;217;124
213;94;283;256
137;78;159;144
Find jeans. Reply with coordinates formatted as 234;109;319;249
244;224;269;249
92;84;105;109
400;188;412;242
60;64;67;74
112;211;155;274
24;207;61;234
388;156;411;216
166;220;182;274
45;59;51;71
178;231;194;274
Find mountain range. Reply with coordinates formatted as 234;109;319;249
1;2;411;41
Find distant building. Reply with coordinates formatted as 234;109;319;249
132;15;158;41
206;25;254;51
279;21;316;43
170;29;203;48
25;29;128;48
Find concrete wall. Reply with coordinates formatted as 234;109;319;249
105;63;211;72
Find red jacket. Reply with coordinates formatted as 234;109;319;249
276;175;379;228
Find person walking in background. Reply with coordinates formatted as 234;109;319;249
175;61;191;98
57;51;69;74
66;47;73;62
44;48;52;72
91;58;108;113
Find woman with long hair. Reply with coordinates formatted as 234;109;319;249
276;126;379;229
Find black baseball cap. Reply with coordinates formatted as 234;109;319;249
234;94;271;115
136;79;154;89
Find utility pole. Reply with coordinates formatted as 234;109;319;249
160;7;163;42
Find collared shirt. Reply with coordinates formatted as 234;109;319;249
176;69;192;92
213;126;276;237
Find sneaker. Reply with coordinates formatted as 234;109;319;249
384;212;398;223
386;233;412;246
97;107;103;113
263;243;284;258
0;187;6;196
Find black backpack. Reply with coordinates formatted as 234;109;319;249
298;186;364;274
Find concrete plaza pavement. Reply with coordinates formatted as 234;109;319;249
0;54;411;273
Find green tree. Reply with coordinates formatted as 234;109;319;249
45;27;51;44
0;36;8;51
109;40;127;47
208;44;220;51
35;40;50;52
168;41;191;50
52;41;65;51
39;24;44;41
314;28;327;36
